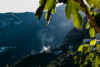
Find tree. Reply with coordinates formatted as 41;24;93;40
35;0;100;67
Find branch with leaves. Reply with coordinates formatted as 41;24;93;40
75;0;100;35
35;0;100;38
74;39;100;67
35;0;100;67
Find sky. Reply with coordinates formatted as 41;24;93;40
0;0;63;13
0;0;87;13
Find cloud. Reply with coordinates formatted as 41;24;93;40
37;29;54;46
0;0;63;13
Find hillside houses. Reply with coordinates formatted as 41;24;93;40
83;34;100;44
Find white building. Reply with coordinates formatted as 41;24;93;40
83;39;92;44
95;34;100;39
31;50;35;55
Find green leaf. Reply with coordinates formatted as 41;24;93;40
88;53;94;59
89;27;96;38
96;43;100;53
44;0;56;26
45;9;51;26
46;21;49;26
83;44;89;54
78;45;84;52
44;0;56;10
86;0;100;8
96;43;100;49
51;1;56;14
74;55;81;64
45;9;51;21
65;0;84;29
83;44;89;47
86;20;91;29
39;0;44;6
35;0;47;20
94;56;100;67
90;39;96;46
36;0;56;23
86;53;94;64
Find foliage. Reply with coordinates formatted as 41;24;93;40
35;0;100;67
74;39;100;67
35;0;100;38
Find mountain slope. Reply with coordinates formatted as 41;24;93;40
0;5;74;67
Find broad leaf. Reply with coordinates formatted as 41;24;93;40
45;0;56;26
44;0;56;10
86;0;100;9
78;45;84;52
96;43;100;49
89;27;96;38
86;20;91;29
94;56;100;67
96;43;100;53
65;0;84;29
88;53;94;59
87;53;94;63
35;0;47;20
90;39;96;46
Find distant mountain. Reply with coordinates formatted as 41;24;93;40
11;16;90;67
0;5;76;67
60;16;91;52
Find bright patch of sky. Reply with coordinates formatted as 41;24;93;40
0;0;87;13
0;0;62;13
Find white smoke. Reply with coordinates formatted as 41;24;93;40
40;46;50;53
37;29;54;46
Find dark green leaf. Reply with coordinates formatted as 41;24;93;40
35;0;47;20
88;53;94;59
74;55;81;64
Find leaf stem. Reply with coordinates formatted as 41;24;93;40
75;0;100;35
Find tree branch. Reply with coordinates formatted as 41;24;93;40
75;0;100;35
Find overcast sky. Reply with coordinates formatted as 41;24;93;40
0;0;63;13
0;0;87;13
